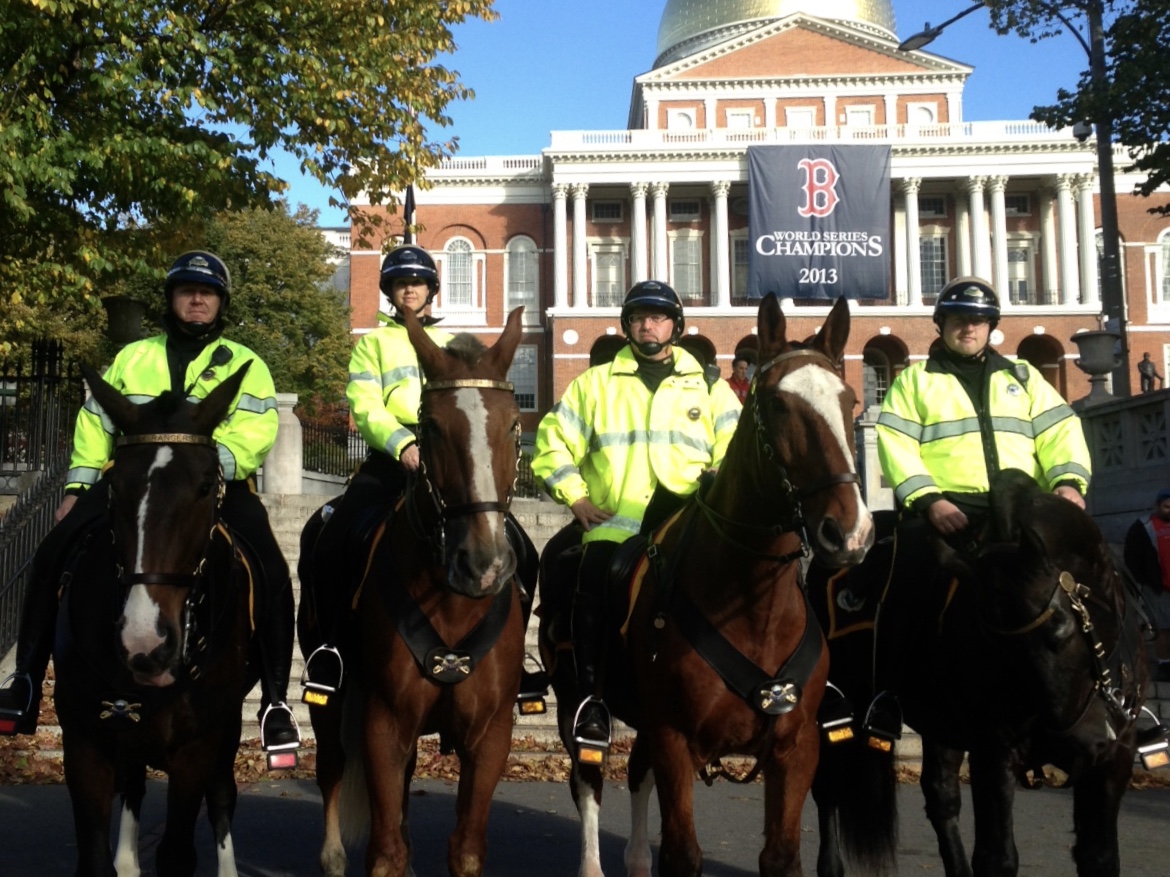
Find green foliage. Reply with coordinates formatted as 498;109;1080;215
0;0;497;354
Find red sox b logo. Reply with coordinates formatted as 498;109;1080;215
797;158;840;218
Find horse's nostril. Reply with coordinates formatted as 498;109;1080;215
818;517;845;550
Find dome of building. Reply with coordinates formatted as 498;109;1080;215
655;0;898;66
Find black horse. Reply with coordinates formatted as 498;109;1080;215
51;365;261;877
811;468;1151;877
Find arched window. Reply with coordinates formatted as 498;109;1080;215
444;239;474;308
862;347;891;410
1159;229;1170;304
505;236;539;322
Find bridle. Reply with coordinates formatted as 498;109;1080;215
409;378;520;566
110;432;225;668
695;347;860;560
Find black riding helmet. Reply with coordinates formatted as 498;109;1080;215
620;280;684;357
933;276;1000;331
380;244;439;314
165;251;232;313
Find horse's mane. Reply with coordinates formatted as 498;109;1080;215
445;333;488;366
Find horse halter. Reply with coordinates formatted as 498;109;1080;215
411;378;520;566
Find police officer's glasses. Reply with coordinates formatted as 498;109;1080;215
629;313;671;325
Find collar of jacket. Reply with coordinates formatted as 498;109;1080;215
923;346;1017;376
610;344;703;377
376;310;444;327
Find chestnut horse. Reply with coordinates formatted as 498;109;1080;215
811;468;1152;877
52;364;258;877
537;294;875;877
301;307;528;877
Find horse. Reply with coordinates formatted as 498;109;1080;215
51;363;261;877
536;293;875;877
810;468;1152;877
298;306;530;877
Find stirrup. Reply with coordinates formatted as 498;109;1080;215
862;691;903;752
1136;705;1170;770
572;697;611;766
261;703;301;770
818;682;855;745
517;655;549;716
301;644;344;708
0;673;36;736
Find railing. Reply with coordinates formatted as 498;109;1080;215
1;340;83;481
302;421;366;479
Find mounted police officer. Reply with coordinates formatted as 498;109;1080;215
532;280;742;753
865;276;1092;740
0;251;301;756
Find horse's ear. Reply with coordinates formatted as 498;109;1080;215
482;307;524;378
80;363;140;435
813;297;851;364
403;306;446;377
756;293;787;359
192;361;252;436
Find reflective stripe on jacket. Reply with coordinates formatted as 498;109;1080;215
66;334;278;490
876;354;1091;508
532;345;742;544
347;319;454;460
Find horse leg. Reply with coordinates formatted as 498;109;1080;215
362;695;418;877
966;748;1019;877
112;763;146;877
312;696;349;877
649;727;701;877
401;744;418;877
920;739;973;877
570;760;608;877
63;737;118;877
155;757;211;877
625;733;655;877
1070;757;1130;877
759;719;819;877
448;714;512;877
204;730;242;877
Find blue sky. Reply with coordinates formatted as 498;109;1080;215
285;1;1093;226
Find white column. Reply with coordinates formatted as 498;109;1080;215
552;183;569;309
967;176;991;280
764;99;777;130
571;183;589;308
954;188;972;277
1076;173;1100;306
1040;187;1059;306
262;393;302;494
893;187;908;306
884;94;898;132
824;95;837;129
902;178;923;306
1056;174;1081;305
646;98;659;130
711;180;731;308
651;182;669;281
946;92;962;125
989;176;1010;307
704;97;717;128
630;183;649;284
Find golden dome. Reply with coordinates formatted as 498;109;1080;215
656;0;897;65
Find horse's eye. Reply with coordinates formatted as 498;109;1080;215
199;479;215;498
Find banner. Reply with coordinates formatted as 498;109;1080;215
747;145;890;300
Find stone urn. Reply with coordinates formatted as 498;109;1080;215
1070;330;1121;405
101;296;147;346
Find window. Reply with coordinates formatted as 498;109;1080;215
726;109;754;129
670;233;704;303
669;199;701;222
1005;194;1031;216
1159;231;1170;303
845;106;874;127
907;103;937;125
507;345;538;412
592;245;626;307
732;235;750;299
918;196;946;219
591;201;623;223
862;348;891;410
505;236;539;322
920;237;947;299
668;109;695;129
444;239;473;307
1008;243;1034;305
785;107;816;128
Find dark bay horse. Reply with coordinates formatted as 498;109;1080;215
52;364;259;877
811;468;1151;877
537;294;875;877
299;307;529;877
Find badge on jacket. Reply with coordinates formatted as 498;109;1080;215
688;407;701;420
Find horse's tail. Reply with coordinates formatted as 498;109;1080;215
338;688;372;846
818;739;899;873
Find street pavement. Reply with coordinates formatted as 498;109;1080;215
2;776;1169;876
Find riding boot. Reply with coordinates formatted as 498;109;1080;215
0;545;65;736
257;585;301;760
570;543;613;749
300;507;347;705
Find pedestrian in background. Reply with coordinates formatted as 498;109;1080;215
727;354;751;404
1124;488;1170;681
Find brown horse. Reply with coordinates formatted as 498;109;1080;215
302;307;528;877
52;364;258;877
537;294;874;877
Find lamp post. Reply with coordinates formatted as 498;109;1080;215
899;1;1130;396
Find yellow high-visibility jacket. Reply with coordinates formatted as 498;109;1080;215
877;351;1091;509
532;345;742;544
66;334;278;490
347;317;454;460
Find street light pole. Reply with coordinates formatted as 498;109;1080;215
899;0;1130;395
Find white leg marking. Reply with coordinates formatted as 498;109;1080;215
113;801;141;877
216;831;239;877
574;772;606;877
625;770;655;877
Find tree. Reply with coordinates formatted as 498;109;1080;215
0;0;496;355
